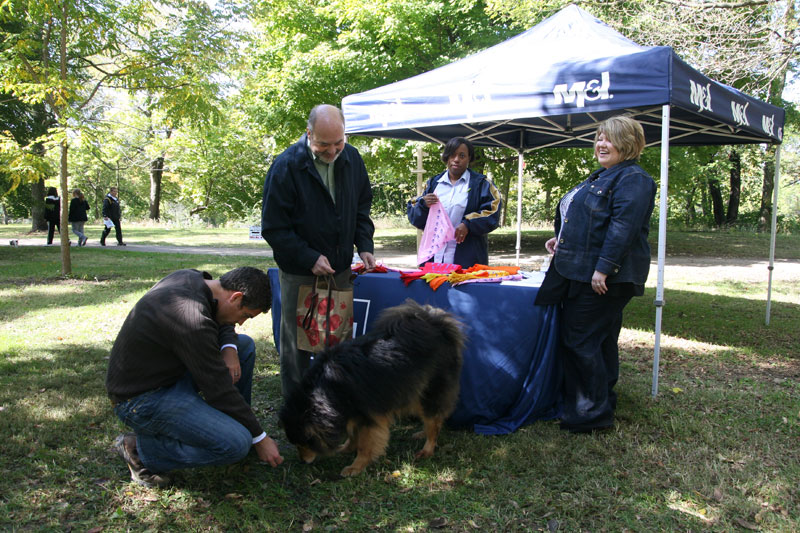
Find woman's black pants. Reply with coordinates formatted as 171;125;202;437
559;284;632;432
47;220;60;244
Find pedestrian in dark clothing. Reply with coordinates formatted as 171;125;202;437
68;188;90;246
44;186;60;245
100;186;126;246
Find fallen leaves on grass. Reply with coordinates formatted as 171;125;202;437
734;517;759;530
428;517;448;528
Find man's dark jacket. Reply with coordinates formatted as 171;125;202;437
102;194;121;221
260;133;374;275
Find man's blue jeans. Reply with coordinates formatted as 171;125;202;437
113;334;256;473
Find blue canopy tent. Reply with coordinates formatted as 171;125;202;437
342;4;786;396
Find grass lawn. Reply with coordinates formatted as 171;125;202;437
0;225;798;531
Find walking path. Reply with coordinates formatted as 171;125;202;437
7;236;800;281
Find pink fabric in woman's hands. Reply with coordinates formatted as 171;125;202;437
417;201;455;265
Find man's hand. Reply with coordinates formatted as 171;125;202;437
545;237;558;254
311;255;335;276
222;346;240;384
454;223;469;244
359;251;377;271
254;436;284;467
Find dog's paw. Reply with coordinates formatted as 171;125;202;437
414;448;434;460
340;465;365;477
412;431;426;440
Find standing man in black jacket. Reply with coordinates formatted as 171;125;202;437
261;104;376;401
100;186;126;246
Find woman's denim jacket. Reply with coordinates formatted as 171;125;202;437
553;160;656;285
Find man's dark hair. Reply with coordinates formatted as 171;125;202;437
440;137;475;164
219;267;271;312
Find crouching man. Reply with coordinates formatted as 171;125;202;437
106;266;283;487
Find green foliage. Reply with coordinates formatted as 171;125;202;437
245;0;517;145
169;110;271;224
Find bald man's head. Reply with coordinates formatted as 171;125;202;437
307;105;346;164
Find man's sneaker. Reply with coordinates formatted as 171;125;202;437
113;433;171;488
117;242;127;246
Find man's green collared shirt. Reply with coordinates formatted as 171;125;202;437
307;140;336;204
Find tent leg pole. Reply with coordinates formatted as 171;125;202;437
515;151;523;266
766;145;781;326
413;145;426;253
652;104;671;398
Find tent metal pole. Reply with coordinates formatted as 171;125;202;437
515;150;524;266
413;145;426;252
766;145;781;325
652;104;670;398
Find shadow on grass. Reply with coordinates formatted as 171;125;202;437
623;287;799;358
0;340;288;530
2;338;797;530
0;248;278;322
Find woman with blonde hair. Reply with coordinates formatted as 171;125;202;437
535;116;656;433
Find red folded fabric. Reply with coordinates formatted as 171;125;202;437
399;271;426;286
351;264;389;274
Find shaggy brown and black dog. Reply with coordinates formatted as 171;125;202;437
279;299;465;476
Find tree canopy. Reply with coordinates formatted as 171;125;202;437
1;0;798;246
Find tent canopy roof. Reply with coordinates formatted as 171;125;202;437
342;4;785;151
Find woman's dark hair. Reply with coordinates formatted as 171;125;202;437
441;137;475;164
46;187;58;197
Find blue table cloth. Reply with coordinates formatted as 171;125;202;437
268;269;561;435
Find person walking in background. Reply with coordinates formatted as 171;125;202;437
68;189;90;246
260;104;376;401
100;186;126;246
407;137;502;268
44;186;60;246
535;116;656;434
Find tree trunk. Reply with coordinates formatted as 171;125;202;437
708;178;725;227
685;186;696;224
499;171;511;227
757;146;776;232
149;129;171;221
58;0;70;276
544;187;552;219
700;183;709;220
59;139;71;275
30;178;47;231
726;149;741;226
149;155;164;220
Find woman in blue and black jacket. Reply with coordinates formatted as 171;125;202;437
536;116;656;434
407;137;502;268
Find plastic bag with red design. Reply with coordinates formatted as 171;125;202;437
296;275;354;352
